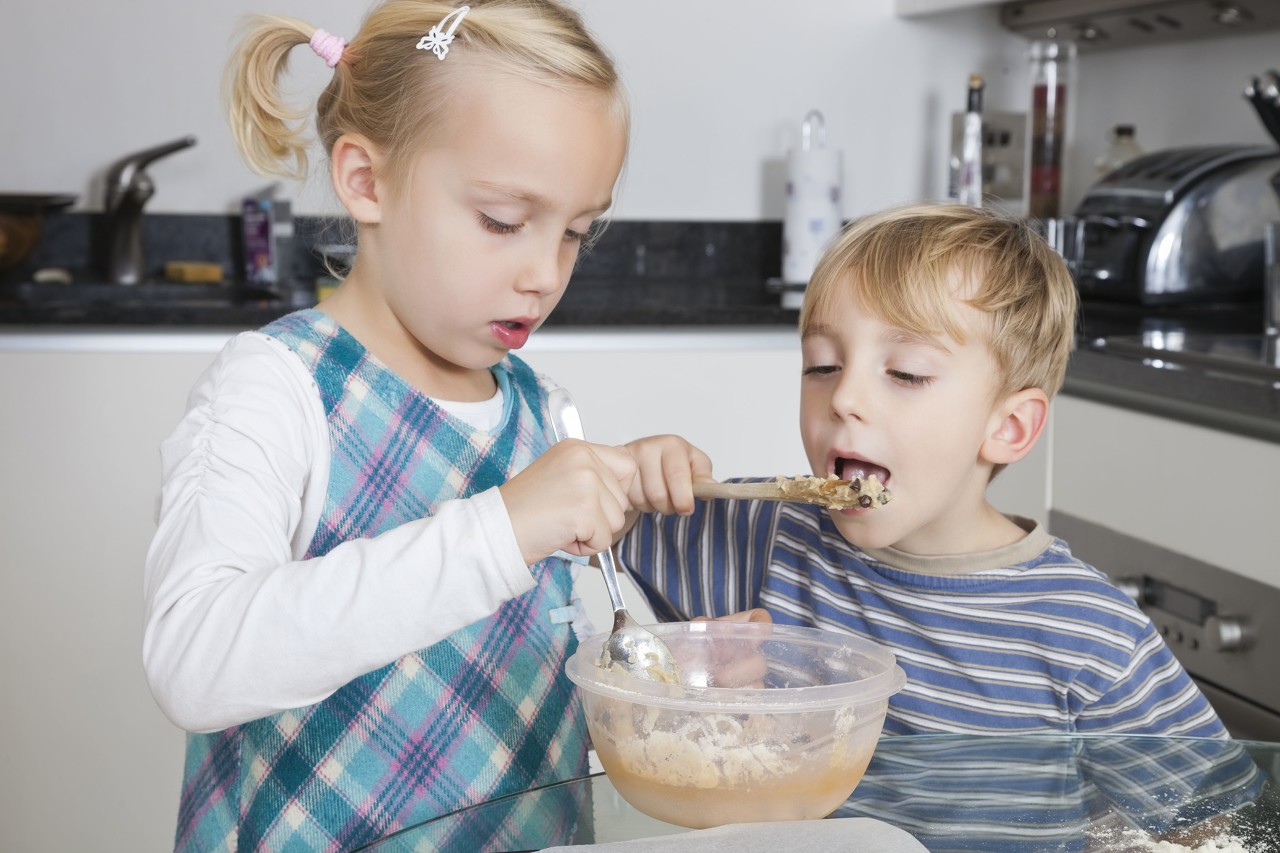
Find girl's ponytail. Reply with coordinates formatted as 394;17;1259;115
223;15;323;179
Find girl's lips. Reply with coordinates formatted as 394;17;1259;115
490;318;536;350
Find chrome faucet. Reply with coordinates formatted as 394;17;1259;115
1266;222;1279;367
103;135;196;284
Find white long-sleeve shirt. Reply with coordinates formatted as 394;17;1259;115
142;332;537;734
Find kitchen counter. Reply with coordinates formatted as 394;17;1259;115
0;275;799;329
1065;346;1280;444
2;277;1276;442
1069;300;1280;444
6;211;1275;441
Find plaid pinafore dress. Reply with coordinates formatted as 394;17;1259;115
174;310;587;852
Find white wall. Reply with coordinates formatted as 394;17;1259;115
5;0;1021;220
7;2;1271;221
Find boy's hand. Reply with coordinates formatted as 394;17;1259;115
694;608;773;687
701;608;773;625
623;434;714;516
499;438;637;565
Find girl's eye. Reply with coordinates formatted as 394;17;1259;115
888;369;933;387
802;365;839;377
478;212;522;235
565;220;601;243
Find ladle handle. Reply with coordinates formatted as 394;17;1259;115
545;388;629;614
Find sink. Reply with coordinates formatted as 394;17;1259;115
0;280;282;307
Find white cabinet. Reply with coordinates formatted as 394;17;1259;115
1050;395;1280;587
0;328;810;850
0;344;217;853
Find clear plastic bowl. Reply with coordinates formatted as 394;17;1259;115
566;621;906;829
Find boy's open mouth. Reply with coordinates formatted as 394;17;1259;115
836;456;890;486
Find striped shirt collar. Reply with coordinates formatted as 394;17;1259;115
860;516;1052;577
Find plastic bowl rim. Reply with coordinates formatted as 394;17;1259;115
565;621;908;713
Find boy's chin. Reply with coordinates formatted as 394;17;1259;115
829;512;899;551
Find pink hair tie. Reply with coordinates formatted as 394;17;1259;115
309;28;347;68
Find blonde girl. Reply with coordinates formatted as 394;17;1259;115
141;2;656;849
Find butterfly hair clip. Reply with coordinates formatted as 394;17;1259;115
416;5;470;60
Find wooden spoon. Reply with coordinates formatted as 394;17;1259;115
694;475;892;510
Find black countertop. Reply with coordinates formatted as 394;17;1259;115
0;276;800;329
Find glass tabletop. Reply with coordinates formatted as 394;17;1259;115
358;734;1280;852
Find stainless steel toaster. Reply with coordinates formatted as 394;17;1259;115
1066;146;1280;305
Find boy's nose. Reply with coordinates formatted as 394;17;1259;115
830;371;868;421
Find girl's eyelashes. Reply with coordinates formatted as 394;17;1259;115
565;219;603;243
478;212;522;235
478;212;597;242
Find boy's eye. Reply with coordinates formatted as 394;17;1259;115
802;364;839;376
888;369;933;387
478;212;522;235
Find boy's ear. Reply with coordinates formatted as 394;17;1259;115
981;388;1049;466
330;134;383;224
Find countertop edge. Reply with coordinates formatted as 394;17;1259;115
5;326;1276;447
0;325;801;354
1063;373;1280;445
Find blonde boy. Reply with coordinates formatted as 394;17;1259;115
618;203;1225;737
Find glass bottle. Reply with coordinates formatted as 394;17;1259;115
1027;39;1076;221
1095;124;1144;178
957;73;985;207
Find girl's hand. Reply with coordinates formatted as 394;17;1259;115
499;438;637;566
623;434;714;516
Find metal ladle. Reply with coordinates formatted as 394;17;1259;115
546;388;681;683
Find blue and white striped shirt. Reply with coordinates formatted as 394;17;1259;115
615;483;1225;738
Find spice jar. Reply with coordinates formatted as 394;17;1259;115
1027;39;1076;221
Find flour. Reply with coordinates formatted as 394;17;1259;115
593;703;862;790
1093;827;1256;853
1145;837;1252;853
603;710;796;789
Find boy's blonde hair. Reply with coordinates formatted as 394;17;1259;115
800;203;1078;399
225;0;627;190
